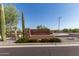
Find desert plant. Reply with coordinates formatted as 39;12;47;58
0;39;4;41
22;11;25;38
28;39;38;43
39;38;49;42
0;4;6;41
15;37;29;43
15;37;61;43
49;38;61;42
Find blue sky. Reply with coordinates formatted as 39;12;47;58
13;3;79;30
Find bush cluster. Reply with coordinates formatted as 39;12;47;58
15;37;61;43
39;38;49;42
39;38;61;42
49;38;61;42
0;39;4;41
15;37;28;43
28;39;38;43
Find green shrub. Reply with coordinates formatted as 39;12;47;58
15;37;61;43
39;38;49;42
39;38;61;42
0;39;4;41
15;37;29;43
15;37;38;43
28;39;38;43
49;38;61;42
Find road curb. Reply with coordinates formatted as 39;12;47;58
0;44;79;48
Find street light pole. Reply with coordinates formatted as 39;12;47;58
58;17;61;32
55;17;61;45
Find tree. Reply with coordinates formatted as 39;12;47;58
37;25;42;29
62;28;79;33
72;29;79;33
0;4;6;40
37;25;49;30
4;4;20;40
4;4;19;27
22;11;25;38
62;28;69;32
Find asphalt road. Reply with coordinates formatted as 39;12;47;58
0;46;79;56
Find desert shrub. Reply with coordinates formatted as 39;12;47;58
0;39;4;41
39;38;49;42
39;38;61;42
15;37;29;43
49;38;61;42
28;39;38;43
15;37;61;43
